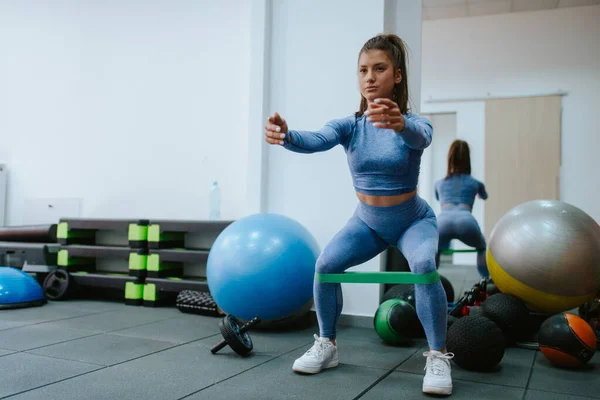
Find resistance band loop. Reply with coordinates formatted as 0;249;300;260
439;248;479;254
314;270;440;285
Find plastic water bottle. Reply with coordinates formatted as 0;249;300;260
209;180;221;220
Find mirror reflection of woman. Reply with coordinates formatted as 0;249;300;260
434;140;489;278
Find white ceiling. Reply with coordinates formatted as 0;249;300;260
423;0;600;20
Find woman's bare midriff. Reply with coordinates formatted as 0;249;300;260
441;203;472;211
356;190;417;207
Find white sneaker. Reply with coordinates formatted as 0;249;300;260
292;334;339;374
422;350;454;395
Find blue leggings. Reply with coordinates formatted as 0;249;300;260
314;195;448;350
436;205;488;278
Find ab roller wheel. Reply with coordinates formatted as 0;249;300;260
211;315;261;357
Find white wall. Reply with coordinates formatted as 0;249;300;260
0;0;250;224
0;164;6;226
421;4;600;223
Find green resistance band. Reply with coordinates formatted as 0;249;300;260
314;270;440;285
439;249;479;254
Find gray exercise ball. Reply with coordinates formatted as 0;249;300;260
486;200;600;313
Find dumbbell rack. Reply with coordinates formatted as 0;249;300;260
53;218;233;306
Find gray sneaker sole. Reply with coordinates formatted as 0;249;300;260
292;358;339;374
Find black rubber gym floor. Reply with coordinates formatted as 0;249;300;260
0;265;597;400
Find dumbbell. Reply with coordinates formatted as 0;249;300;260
210;315;261;357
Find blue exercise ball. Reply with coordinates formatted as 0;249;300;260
0;267;46;309
207;213;320;321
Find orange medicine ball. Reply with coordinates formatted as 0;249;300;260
538;312;597;368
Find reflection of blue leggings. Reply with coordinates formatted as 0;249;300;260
314;195;447;351
436;205;488;278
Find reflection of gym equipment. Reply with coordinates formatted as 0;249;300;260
439;249;478;254
381;246;467;293
438;247;478;268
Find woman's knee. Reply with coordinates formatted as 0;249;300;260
409;255;437;275
315;252;344;274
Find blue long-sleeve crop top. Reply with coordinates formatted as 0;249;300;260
434;174;488;209
282;113;433;196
